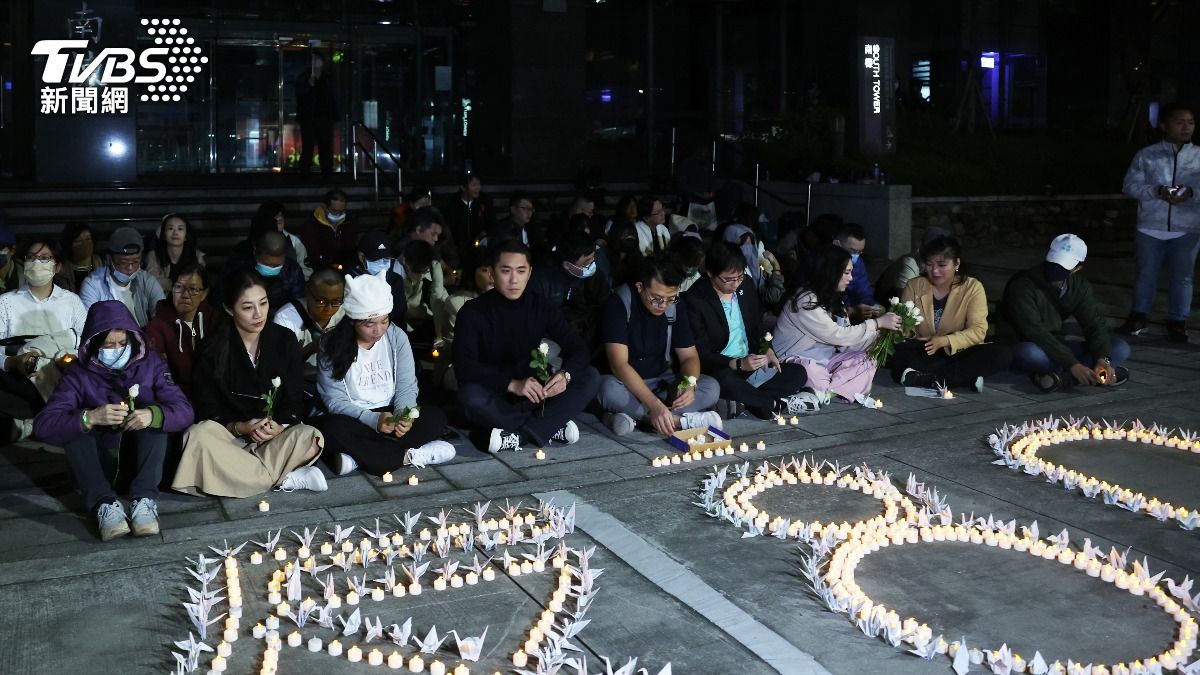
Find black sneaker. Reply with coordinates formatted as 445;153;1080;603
899;368;937;389
550;420;580;445
1167;321;1189;344
1116;313;1148;336
1030;371;1061;393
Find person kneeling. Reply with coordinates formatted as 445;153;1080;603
33;301;193;542
316;272;452;475
599;254;721;436
172;271;326;498
454;240;601;452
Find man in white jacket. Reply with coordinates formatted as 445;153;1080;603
1119;103;1199;343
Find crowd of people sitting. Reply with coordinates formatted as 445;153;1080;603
0;172;1141;543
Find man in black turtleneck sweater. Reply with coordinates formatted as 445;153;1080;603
454;240;601;452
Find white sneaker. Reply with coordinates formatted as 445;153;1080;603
550;420;580;445
404;440;456;468
278;466;328;492
129;497;160;536
14;418;32;442
782;392;821;414
97;501;130;542
330;452;359;476
680;411;723;431
604;412;636;436
487;428;522;453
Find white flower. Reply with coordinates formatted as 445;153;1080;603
271;376;282;389
686;376;697;386
538;342;549;356
408;407;420;420
764;332;773;342
128;384;140;399
889;297;900;306
904;300;915;311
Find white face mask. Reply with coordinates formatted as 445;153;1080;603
327;212;346;223
24;260;55;287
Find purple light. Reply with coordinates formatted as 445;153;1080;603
600;88;612;103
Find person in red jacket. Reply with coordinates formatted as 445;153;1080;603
144;262;220;396
33;300;194;541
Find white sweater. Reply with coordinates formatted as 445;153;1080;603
772;291;878;365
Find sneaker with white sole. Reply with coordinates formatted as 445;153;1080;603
487;428;522;453
404;440;456;468
550;420;580;445
329;452;359;476
680;411;723;431
277;466;328;492
782;392;821;414
972;376;985;393
97;501;130;542
129;497;160;536
604;412;636;437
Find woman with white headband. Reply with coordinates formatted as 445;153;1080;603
316;271;453;475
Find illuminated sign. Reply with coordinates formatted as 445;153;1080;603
856;36;895;156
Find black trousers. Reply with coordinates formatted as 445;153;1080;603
0;369;44;420
712;364;809;419
64;429;167;512
890;339;1013;388
299;121;335;178
315;404;448;475
458;366;601;446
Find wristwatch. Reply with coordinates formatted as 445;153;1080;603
563;371;572;384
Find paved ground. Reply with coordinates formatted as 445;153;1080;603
1;244;1198;674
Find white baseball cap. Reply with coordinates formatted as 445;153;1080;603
1045;233;1087;270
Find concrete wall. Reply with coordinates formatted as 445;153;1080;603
750;180;913;259
911;194;1137;250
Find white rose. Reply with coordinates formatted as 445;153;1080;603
128;384;140;399
408;407;420;420
271;376;282;388
889;297;900;306
538;342;549;356
904;300;915;311
686;376;697;386
764;332;773;342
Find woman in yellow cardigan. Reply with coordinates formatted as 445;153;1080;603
892;236;1012;391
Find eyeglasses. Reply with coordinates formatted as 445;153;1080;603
647;292;680;308
312;299;344;310
26;255;55;263
172;284;206;296
717;273;745;286
111;256;141;270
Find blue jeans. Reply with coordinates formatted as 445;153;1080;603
1132;231;1200;321
1010;337;1130;374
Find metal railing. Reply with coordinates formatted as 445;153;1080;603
351;121;404;203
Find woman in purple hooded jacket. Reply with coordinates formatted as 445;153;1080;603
33;300;193;542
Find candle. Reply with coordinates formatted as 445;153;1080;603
382;472;394;483
267;591;281;605
274;547;287;562
652;457;662;467
739;442;749;452
433;577;447;591
454;664;469;675
535;449;546;460
346;590;360;605
328;593;342;608
250;551;263;565
308;637;323;652
258;500;269;512
521;560;534;574
328;640;343;657
210;655;227;672
287;631;302;648
429;661;446;675
451;574;464;588
409;582;422;595
252;623;266;639
756;440;766;450
222;627;237;643
225;617;239;632
217;641;232;657
347;645;363;662
297;545;310;559
512;651;528;668
508;563;522;576
265;616;279;631
409;655;425;672
776;416;786;426
342;539;355;553
369;648;384;666
408;475;419;486
789;416;800;425
482;567;495;582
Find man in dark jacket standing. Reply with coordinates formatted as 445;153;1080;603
296;51;337;179
998;234;1131;392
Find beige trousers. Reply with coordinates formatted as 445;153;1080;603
171;420;323;498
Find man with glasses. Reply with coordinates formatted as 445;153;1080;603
684;242;810;419
274;267;346;369
598;254;720;436
80;227;165;327
529;230;612;360
488;191;541;250
146;262;217;397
